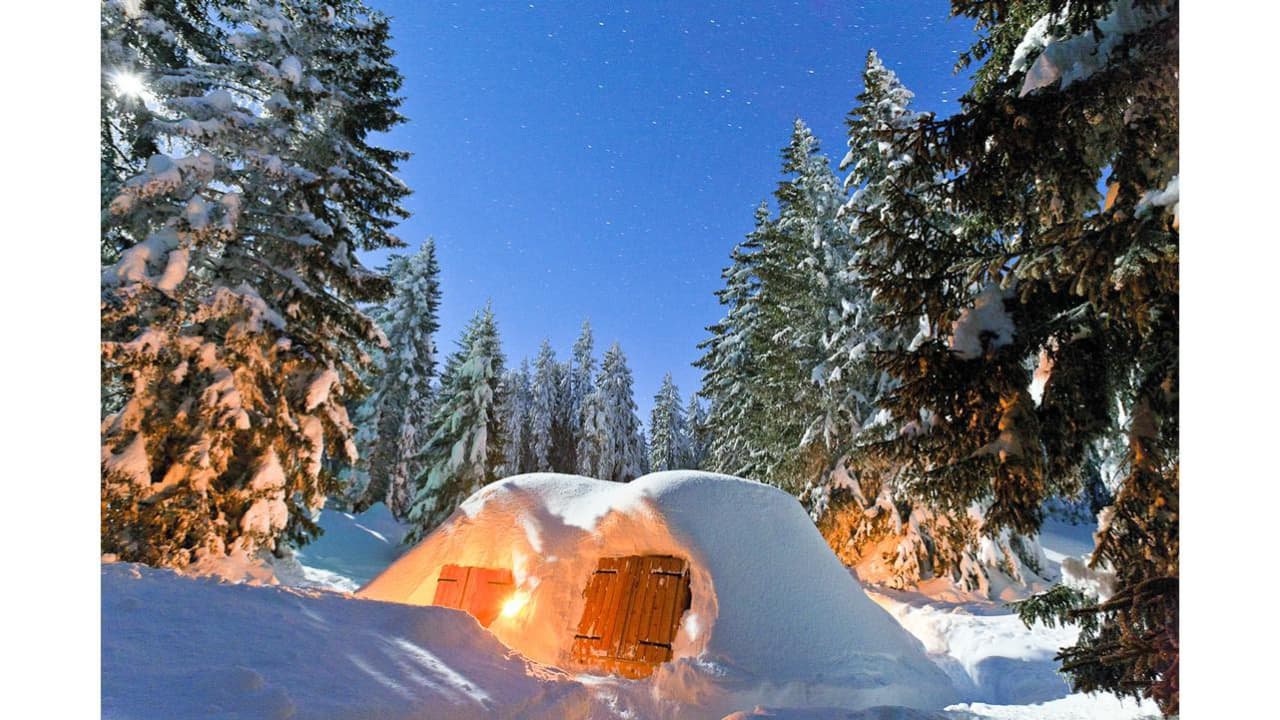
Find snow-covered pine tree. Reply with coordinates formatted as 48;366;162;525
551;357;577;472
812;50;1048;595
866;2;1179;712
698;120;852;494
685;393;711;470
100;0;409;568
496;359;533;477
696;204;769;479
528;340;560;471
356;241;441;518
578;343;646;483
648;373;690;472
566;320;596;472
405;305;506;542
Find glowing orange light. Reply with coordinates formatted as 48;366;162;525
500;591;529;619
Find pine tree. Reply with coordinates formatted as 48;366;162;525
551;357;577;472
866;1;1179;711
698;120;852;494
100;0;409;568
812;50;1045;595
578;343;646;483
685;393;711;470
496;359;533;477
405;306;506;542
566;320;596;473
357;241;441;518
529;340;559;471
696;204;769;479
648;373;690;472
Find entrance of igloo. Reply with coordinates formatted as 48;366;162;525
570;554;692;679
431;564;515;628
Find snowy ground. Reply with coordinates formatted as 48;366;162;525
863;518;1160;719
101;506;1161;719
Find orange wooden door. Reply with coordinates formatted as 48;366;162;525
431;564;514;627
571;555;691;678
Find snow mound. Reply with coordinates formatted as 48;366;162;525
102;562;599;719
359;471;957;715
287;503;410;590
722;708;948;720
949;693;1161;720
867;590;1076;705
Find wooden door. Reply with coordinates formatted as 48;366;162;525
431;564;514;627
570;555;691;678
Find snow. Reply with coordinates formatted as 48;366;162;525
1016;1;1171;97
101;489;1163;720
859;518;1161;719
154;247;189;293
360;471;958;715
949;285;1016;360
869;590;1077;705
950;693;1160;719
241;451;288;540
1135;175;1179;228
279;55;303;85
1028;346;1054;406
102;227;181;289
1008;11;1058;75
205;87;235;112
101;433;150;486
102;563;599;719
291;504;412;589
305;367;340;410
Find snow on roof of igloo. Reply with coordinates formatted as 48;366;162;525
358;471;956;712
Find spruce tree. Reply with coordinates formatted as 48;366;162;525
529;340;559;471
551;358;577;472
496;359;533;477
648;373;690;472
698;120;852;494
565;320;596;472
862;1;1179;711
685;393;711;470
357;241;441;518
579;343;646;483
405;306;506;542
815;50;1047;595
100;0;409;568
697;204;769;479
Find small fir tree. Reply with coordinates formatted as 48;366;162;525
698;120;854;494
357;241;441;518
496;359;534;477
529;340;560;471
405;306;506;542
579;343;646;483
562;320;596;472
685;393;711;470
648;373;690;472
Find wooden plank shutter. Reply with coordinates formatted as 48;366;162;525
571;555;692;678
431;564;514;628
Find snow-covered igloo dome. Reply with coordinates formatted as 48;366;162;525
358;471;956;713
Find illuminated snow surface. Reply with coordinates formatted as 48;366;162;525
101;473;1162;719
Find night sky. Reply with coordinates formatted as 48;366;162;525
364;0;978;419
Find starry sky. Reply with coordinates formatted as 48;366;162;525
363;0;979;420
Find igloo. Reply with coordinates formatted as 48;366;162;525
358;471;956;713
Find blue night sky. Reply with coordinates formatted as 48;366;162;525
364;1;978;420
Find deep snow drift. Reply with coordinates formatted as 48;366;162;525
101;562;598;720
359;471;957;714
